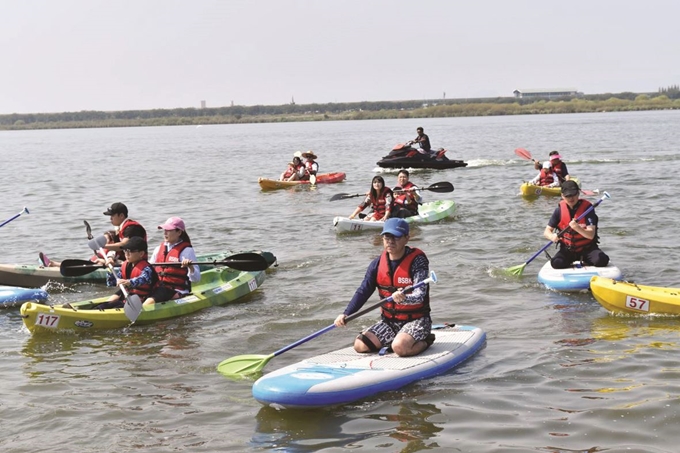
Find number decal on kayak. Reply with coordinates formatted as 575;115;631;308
248;279;258;291
351;224;363;231
625;295;649;312
36;313;60;328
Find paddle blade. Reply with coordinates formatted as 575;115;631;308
504;263;527;277
222;252;270;271
217;353;275;377
88;235;108;251
124;294;143;323
515;148;532;160
309;174;317;185
329;193;351;201
424;181;454;193
84;220;93;240
60;259;104;277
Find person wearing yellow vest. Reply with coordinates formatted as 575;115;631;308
543;180;609;269
334;218;435;357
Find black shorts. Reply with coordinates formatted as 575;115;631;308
148;285;181;303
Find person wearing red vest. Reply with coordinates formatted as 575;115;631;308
392;170;422;218
349;176;394;222
549;151;571;182
543;180;609;269
300;150;319;181
334;218;435;357
144;217;200;306
96;236;158;310
103;202;148;261
529;161;559;187
279;161;297;181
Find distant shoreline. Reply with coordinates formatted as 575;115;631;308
1;92;678;131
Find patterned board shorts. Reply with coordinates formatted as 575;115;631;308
364;317;432;346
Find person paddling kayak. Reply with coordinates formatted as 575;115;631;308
334;218;435;357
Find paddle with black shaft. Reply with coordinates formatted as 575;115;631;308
514;148;598;196
329;181;454;201
0;207;29;228
59;252;270;277
505;192;611;276
216;271;438;377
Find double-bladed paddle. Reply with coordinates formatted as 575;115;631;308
60;252;270;277
216;271;438;377
514;148;598;196
505;192;611;276
0;207;29;229
329;181;454;201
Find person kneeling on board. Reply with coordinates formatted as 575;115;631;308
334;218;435;357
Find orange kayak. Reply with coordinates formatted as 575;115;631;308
258;172;346;190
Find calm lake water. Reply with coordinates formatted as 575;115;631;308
2;110;680;452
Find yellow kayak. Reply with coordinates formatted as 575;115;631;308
590;276;680;316
20;266;266;333
520;177;580;198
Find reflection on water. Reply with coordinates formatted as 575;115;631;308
252;400;442;452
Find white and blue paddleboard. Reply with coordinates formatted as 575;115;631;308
0;285;48;308
252;324;486;408
538;261;622;292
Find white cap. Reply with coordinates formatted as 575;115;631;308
542;161;552;169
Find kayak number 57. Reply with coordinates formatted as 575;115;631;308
625;295;649;312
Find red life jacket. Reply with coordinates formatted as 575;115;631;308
376;248;430;321
305;160;318;175
552;161;567;181
120;260;156;298
154;241;192;292
116;219;148;260
538;169;554;186
558;199;594;252
393;181;418;212
368;186;393;219
282;167;295;179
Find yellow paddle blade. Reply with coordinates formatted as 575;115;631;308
504;263;527;277
216;353;275;377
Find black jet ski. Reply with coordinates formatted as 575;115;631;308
376;142;468;170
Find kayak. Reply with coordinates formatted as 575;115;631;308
0;250;276;288
333;200;456;234
590;277;680;316
537;261;622;291
258;172;346;191
520;177;580;198
252;324;486;408
0;285;48;308
20;266;267;333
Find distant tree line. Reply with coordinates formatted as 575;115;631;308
1;89;678;131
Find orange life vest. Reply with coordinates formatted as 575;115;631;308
376;248;430;321
393;181;418;212
368;187;393;219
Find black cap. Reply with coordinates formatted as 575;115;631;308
103;202;128;216
561;180;580;197
121;236;147;252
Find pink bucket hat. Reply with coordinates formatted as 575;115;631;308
549;153;562;160
158;216;186;231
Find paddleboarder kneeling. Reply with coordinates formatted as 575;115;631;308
543;180;609;269
334;218;435;357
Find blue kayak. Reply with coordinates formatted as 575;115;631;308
0;285;48;308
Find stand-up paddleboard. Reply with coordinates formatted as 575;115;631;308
537;261;622;291
0;285;48;308
252;324;485;408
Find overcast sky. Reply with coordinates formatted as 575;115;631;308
1;0;678;114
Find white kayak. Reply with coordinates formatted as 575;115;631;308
252;324;486;408
537;261;622;291
333;200;456;234
0;285;48;308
